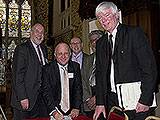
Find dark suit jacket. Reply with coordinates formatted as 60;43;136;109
11;40;48;111
96;24;157;106
42;60;83;114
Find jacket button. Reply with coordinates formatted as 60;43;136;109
121;50;124;54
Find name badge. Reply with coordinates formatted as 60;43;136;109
68;73;74;78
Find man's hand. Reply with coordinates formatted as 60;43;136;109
86;96;96;110
20;99;29;110
69;109;79;119
136;102;150;113
53;111;64;120
93;105;106;120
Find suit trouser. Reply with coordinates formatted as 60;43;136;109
13;92;49;120
105;92;155;120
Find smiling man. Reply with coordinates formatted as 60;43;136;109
93;2;157;120
42;42;83;120
11;23;49;120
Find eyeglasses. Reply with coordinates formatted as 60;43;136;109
56;52;70;57
97;12;115;21
70;42;81;45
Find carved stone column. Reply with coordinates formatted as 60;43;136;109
71;0;82;37
33;0;48;40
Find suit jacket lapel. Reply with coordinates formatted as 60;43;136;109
55;62;61;83
28;41;48;65
103;33;110;68
54;62;61;95
113;24;124;57
27;40;40;64
40;44;48;64
81;52;86;70
68;61;74;88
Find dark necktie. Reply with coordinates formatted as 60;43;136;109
109;34;113;53
108;34;113;90
37;45;43;65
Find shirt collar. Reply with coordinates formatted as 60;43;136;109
72;51;83;58
31;39;38;48
57;63;68;69
108;22;119;39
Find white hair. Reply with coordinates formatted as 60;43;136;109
95;2;119;15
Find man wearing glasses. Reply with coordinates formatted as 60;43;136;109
93;2;157;120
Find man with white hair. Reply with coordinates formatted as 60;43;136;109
93;2;157;120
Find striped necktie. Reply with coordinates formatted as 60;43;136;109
37;45;43;65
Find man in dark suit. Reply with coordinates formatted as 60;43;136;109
11;23;49;119
93;2;157;120
42;42;83;120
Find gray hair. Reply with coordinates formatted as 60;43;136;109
31;23;44;31
95;2;119;15
54;42;71;56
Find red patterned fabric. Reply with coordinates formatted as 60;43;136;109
25;118;50;120
108;112;125;120
73;115;93;120
25;115;92;120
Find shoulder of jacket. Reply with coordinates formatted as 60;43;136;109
43;61;56;71
83;52;90;57
70;60;80;68
120;24;141;31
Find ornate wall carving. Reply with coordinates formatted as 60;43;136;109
33;0;48;40
32;0;53;60
71;0;82;38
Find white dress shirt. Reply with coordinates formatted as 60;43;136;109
109;23;119;93
31;40;45;65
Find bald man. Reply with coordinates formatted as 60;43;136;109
42;42;83;120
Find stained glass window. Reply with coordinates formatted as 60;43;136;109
8;0;19;37
0;0;31;84
8;40;16;58
0;0;6;36
21;0;31;38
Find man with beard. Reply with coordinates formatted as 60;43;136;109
11;23;49;119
